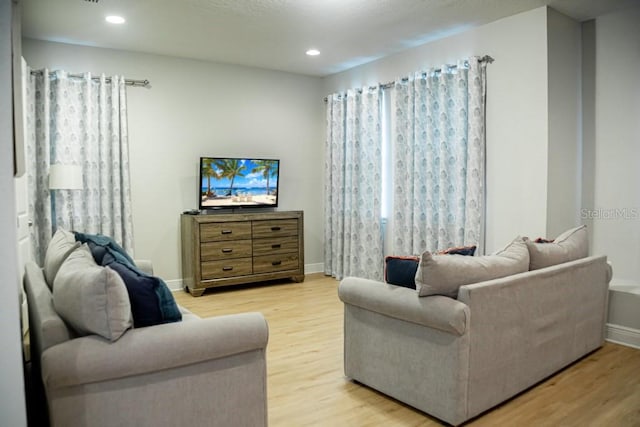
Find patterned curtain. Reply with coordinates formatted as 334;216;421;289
389;57;487;255
324;88;383;280
25;68;134;264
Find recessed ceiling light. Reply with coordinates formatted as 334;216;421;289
105;15;125;24
306;49;320;56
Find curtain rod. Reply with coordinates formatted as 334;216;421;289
30;69;150;88
324;55;493;102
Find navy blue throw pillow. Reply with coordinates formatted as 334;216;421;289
76;231;183;328
384;256;420;289
101;252;182;328
103;254;163;328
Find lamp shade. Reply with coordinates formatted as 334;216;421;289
49;164;83;190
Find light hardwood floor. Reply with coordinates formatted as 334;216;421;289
173;273;640;426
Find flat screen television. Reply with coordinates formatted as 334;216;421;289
199;157;280;210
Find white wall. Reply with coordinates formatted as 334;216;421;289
0;0;28;424
581;19;596;249
21;40;326;283
323;7;550;252
546;8;582;238
590;6;640;281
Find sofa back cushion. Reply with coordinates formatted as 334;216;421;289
525;225;588;270
53;244;133;341
43;228;81;288
415;238;529;297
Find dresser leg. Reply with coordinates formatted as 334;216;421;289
291;274;305;283
189;288;206;297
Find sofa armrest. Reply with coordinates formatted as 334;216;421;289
338;277;469;336
41;311;268;390
134;259;153;275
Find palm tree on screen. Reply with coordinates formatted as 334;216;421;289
251;160;278;195
202;160;218;197
216;159;246;196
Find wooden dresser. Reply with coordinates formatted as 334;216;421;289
181;210;304;296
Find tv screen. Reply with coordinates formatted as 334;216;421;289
199;157;280;210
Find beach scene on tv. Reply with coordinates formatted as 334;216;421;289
200;158;279;208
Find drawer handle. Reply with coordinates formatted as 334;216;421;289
221;230;233;235
221;248;233;253
271;226;281;231
222;266;234;271
271;261;282;266
272;244;281;249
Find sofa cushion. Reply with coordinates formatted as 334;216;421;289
525;225;588;270
53;244;132;341
102;252;182;328
415;238;529;297
43;228;81;288
385;246;477;289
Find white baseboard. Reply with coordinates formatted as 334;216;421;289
305;263;324;274
165;278;183;292
606;323;640;349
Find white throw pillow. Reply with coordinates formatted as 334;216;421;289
525;225;588;270
415;237;530;297
53;244;132;341
43;228;80;287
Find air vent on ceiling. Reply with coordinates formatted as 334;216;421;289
84;0;99;3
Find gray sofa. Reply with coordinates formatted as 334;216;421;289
24;233;269;427
338;229;611;426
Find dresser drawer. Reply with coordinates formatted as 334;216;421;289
252;219;298;239
201;240;252;261
252;236;298;256
201;258;253;280
200;222;252;242
253;253;299;274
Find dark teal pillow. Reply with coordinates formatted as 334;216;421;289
384;256;420;289
74;231;135;265
103;253;164;328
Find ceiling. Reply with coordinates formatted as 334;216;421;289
21;0;637;77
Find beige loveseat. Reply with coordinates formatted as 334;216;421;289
25;230;269;427
338;226;611;425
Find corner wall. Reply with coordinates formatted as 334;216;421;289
583;6;640;348
546;8;582;238
589;5;640;281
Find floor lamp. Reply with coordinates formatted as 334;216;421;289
49;164;83;233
